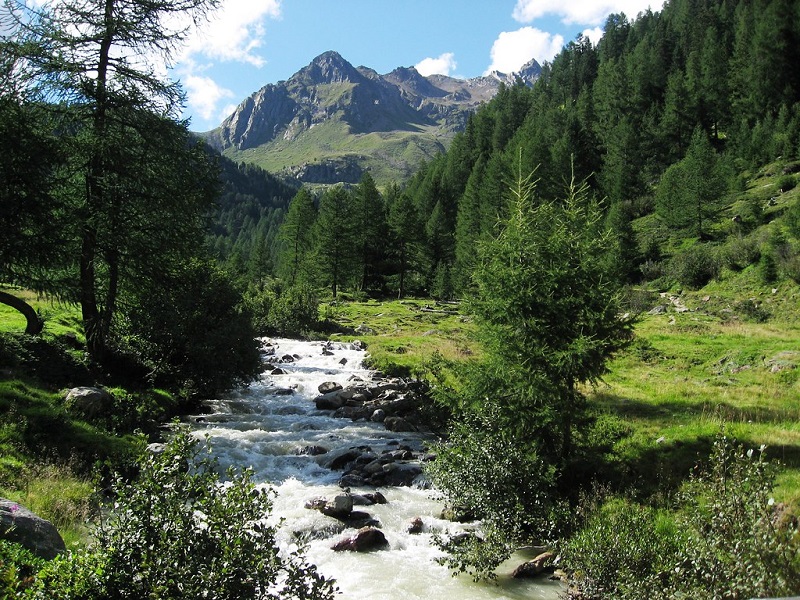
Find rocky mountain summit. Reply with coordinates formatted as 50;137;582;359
203;51;541;186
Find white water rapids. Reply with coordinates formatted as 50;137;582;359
186;338;562;599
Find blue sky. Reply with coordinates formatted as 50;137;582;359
171;0;663;132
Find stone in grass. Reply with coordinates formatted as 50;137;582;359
0;499;66;560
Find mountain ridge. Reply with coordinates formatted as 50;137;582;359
202;50;541;186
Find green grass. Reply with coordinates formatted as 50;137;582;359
324;277;800;508
321;298;478;376
1;294;139;547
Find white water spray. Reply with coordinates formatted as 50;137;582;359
187;339;562;599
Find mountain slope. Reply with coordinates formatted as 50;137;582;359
202;51;541;186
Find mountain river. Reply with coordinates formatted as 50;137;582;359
186;338;562;600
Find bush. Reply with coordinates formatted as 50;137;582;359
669;244;720;289
426;403;558;581
668;436;800;599
29;431;336;599
777;174;797;193
561;499;681;600
721;235;760;271
267;283;320;336
1;540;44;597
563;435;800;600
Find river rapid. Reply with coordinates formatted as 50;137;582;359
186;338;562;600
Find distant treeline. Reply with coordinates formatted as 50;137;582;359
220;0;800;298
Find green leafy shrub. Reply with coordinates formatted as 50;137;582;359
1;540;44;598
267;283;320;336
29;431;336;599
777;173;797;193
669;243;720;289
666;436;800;599
561;499;681;600
563;435;800;600
426;403;557;581
721;235;760;271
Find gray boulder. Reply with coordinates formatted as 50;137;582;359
64;386;114;419
318;381;343;394
0;499;66;560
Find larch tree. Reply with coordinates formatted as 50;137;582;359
312;185;356;299
3;0;220;364
277;187;317;286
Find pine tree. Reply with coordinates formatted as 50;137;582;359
386;188;421;298
656;127;727;239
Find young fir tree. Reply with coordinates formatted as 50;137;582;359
428;162;634;580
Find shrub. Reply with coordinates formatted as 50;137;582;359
721;235;760;271
777;173;797;193
665;436;800;599
426;403;558;581
561;499;681;600
29;431;336;600
1;540;44;598
669;244;720;289
267;283;320;336
563;435;800;600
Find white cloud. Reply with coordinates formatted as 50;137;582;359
582;26;604;45
415;53;457;77
179;0;281;67
512;0;661;26
485;27;564;74
171;0;281;127
183;75;234;124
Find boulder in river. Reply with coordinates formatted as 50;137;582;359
511;551;555;578
331;526;388;552
318;381;343;394
305;494;353;520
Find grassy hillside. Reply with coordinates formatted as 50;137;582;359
222;118;449;188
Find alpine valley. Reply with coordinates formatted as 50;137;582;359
202;50;542;187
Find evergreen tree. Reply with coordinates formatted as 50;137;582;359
656;127;728;238
386;187;421;298
312;186;356;298
352;172;386;292
277;187;317;285
5;0;221;365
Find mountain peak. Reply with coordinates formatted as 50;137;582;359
291;51;362;86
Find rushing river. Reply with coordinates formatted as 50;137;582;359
187;338;562;600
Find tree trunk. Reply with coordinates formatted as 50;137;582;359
0;290;43;335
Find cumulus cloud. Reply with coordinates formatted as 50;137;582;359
415;53;457;77
178;0;281;67
173;0;281;127
582;26;605;45
485;27;564;74
183;75;235;123
512;0;661;26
